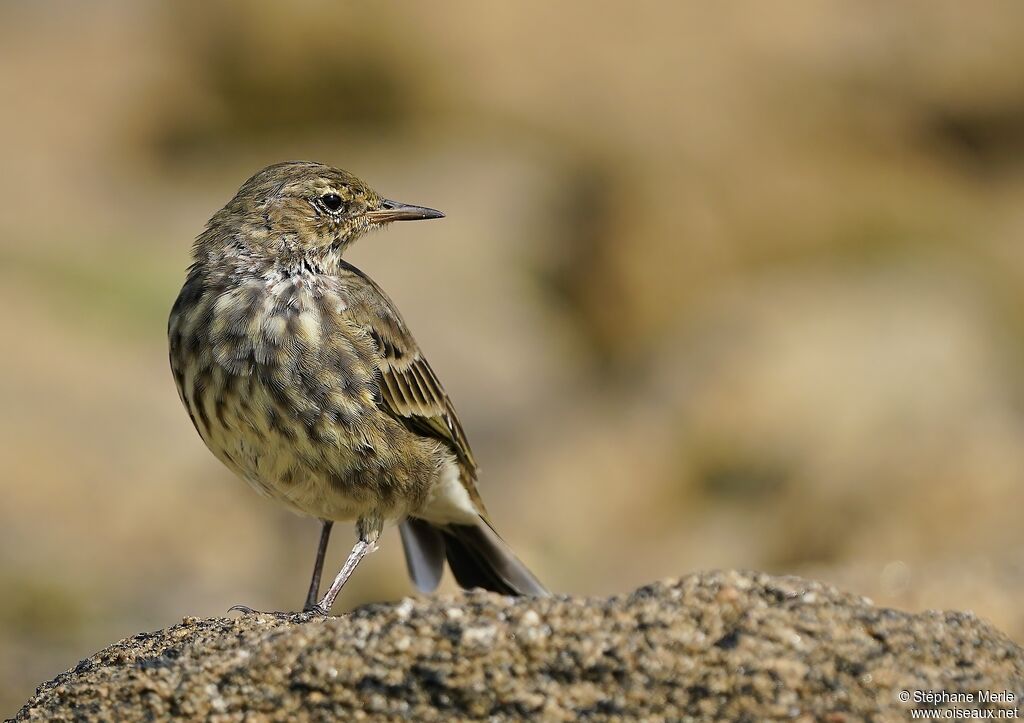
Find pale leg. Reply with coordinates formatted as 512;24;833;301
310;516;382;615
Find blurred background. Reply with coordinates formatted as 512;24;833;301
2;0;1024;713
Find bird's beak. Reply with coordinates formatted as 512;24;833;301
365;199;445;223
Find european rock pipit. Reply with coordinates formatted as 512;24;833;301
168;162;547;614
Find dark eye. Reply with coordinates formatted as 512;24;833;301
320;193;344;212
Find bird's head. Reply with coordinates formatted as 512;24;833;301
196;161;443;271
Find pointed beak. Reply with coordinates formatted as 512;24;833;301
365;199;445;223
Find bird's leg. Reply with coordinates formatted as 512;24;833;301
302;519;334;612
310;515;382;616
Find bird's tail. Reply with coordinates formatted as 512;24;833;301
399;516;549;596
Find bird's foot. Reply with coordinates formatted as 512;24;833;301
227;604;313;621
302;603;329;617
228;604;259;615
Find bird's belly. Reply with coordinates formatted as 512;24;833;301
201;377;375;522
219;435;368;521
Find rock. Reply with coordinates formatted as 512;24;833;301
14;571;1024;721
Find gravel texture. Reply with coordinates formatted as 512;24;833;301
14;571;1024;721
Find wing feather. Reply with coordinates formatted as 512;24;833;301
337;262;480;478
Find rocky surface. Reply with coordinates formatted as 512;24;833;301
14;571;1024;721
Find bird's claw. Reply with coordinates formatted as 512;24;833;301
229;602;329;621
228;604;296;620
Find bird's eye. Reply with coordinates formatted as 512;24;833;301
320;193;344;212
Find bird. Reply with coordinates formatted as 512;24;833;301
168;161;548;614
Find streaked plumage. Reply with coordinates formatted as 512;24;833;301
168;161;546;613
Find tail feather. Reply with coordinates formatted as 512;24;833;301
399;518;446;593
400;515;548;597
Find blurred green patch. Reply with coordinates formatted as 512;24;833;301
0;573;87;645
0;241;179;339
